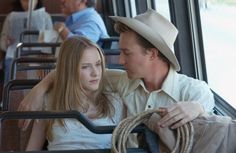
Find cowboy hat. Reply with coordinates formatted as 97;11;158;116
110;9;180;71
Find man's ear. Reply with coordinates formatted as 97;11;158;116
81;0;87;4
78;0;87;8
147;48;158;61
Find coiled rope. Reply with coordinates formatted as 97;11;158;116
111;109;194;153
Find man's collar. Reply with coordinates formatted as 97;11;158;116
71;7;94;22
130;67;180;101
161;66;180;101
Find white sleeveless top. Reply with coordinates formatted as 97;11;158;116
44;92;124;150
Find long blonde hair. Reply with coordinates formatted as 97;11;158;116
46;36;114;140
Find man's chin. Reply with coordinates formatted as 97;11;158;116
127;73;137;80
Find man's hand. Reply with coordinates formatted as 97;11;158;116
54;22;68;40
54;22;66;33
158;102;204;129
146;112;176;151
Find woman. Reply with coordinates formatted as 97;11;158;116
12;0;43;11
0;0;53;84
26;36;123;151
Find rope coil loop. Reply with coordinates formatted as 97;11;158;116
111;109;194;153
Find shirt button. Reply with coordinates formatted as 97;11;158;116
148;105;151;108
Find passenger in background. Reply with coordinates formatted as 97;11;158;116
12;0;43;11
26;36;123;151
0;0;53;84
54;0;109;42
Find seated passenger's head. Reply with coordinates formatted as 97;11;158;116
60;0;96;16
14;0;43;11
110;9;180;79
56;36;105;95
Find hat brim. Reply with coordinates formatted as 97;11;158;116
110;16;180;71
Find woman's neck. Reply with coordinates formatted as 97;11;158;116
81;93;98;119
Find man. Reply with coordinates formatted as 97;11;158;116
18;9;214;145
106;9;214;128
54;0;108;42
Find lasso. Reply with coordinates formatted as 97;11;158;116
111;109;194;153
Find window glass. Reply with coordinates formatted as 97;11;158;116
199;0;236;108
154;0;170;20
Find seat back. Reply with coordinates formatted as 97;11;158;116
10;57;56;80
0;111;149;152
2;80;40;111
99;37;123;69
0;80;40;151
19;30;40;43
15;42;61;58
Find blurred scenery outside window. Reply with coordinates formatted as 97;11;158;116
199;0;236;108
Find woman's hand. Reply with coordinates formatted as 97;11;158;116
5;35;15;47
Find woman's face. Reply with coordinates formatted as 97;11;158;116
79;47;102;93
20;0;38;11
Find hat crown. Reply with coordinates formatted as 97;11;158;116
134;9;178;48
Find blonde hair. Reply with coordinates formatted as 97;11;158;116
46;36;114;140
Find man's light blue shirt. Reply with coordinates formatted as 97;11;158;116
65;8;109;42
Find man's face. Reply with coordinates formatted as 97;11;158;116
60;0;84;16
119;31;150;79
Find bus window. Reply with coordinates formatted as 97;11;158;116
154;0;170;20
199;0;236;108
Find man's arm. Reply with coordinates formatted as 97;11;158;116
104;69;125;92
158;79;215;129
54;22;69;40
17;70;55;130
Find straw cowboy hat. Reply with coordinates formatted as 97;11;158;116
110;9;180;71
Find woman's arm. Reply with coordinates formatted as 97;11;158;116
45;13;53;30
18;70;55;130
26;120;46;151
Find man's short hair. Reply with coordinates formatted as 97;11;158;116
85;0;96;7
114;22;170;63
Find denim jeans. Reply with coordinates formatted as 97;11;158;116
3;58;13;85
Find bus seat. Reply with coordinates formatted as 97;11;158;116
10;57;56;80
0;80;40;151
1;79;40;111
19;30;40;43
0;111;150;153
15;42;61;58
98;37;122;69
98;37;119;49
